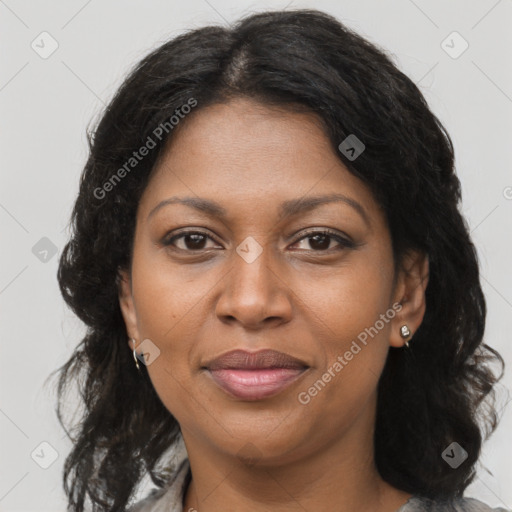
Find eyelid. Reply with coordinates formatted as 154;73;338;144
162;227;357;252
293;227;353;243
291;228;356;250
162;229;222;248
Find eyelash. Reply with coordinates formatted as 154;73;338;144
162;228;356;254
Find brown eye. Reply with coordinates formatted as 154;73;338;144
163;231;220;251
291;229;355;252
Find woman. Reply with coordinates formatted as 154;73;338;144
53;8;508;512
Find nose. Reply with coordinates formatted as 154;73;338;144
215;242;293;330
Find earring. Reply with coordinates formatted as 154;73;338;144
400;325;411;348
131;338;141;371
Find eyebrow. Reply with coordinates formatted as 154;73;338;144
147;193;370;228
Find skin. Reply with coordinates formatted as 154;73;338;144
118;97;429;512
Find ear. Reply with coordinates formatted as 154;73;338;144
389;249;429;348
117;267;141;349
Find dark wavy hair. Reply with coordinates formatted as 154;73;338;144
50;8;505;511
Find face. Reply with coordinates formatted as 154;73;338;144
118;97;428;466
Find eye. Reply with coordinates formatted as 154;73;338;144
163;230;221;252
290;229;355;252
162;228;356;254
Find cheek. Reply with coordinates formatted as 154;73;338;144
304;254;394;345
130;243;210;339
129;263;200;419
298;253;394;399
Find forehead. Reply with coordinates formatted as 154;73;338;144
155;98;333;178
138;97;383;227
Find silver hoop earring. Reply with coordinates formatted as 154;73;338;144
131;338;141;371
400;325;411;348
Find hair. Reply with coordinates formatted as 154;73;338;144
51;8;505;511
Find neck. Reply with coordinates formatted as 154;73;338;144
181;396;412;512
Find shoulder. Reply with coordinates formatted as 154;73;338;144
127;458;190;512
400;496;511;512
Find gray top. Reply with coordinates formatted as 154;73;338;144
128;458;510;512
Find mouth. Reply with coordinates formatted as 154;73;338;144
202;349;309;401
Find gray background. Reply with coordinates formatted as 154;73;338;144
1;1;511;510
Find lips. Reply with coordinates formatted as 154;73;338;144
203;349;309;401
205;349;308;371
